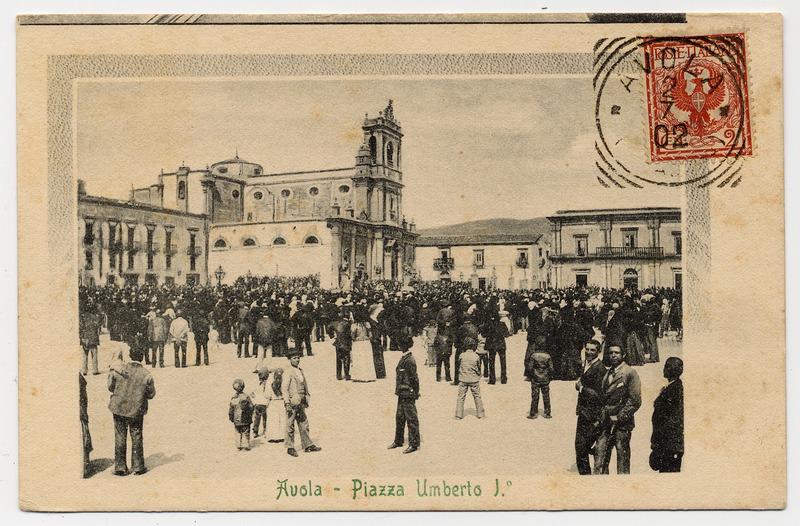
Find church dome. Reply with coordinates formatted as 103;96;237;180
210;154;264;178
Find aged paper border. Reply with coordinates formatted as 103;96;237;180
18;14;785;511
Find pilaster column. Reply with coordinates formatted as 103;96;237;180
329;223;342;289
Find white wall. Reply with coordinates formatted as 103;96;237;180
416;242;551;290
208;221;333;285
187;172;206;215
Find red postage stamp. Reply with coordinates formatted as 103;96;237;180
644;34;753;162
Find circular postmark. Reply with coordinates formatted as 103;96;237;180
594;34;752;188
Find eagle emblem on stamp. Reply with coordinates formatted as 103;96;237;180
644;34;753;162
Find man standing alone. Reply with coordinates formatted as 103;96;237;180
282;350;322;457
388;328;420;454
650;357;684;472
107;347;156;476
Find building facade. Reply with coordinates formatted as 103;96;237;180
547;207;682;289
115;100;417;288
416;234;552;290
78;185;209;287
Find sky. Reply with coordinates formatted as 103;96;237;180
76;77;681;229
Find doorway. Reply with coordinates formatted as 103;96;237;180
623;268;639;290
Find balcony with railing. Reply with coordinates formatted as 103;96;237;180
433;257;455;271
83;234;95;246
164;243;177;256
550;246;666;261
126;241;142;254
187;246;203;257
146;241;161;255
515;256;529;269
596;246;664;258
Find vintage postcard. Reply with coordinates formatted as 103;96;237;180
16;13;785;510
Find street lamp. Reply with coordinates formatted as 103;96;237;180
214;265;225;286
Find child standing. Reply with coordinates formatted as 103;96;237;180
229;379;254;450
250;367;270;438
455;337;486;419
527;345;554;419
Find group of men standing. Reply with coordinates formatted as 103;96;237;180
574;341;684;475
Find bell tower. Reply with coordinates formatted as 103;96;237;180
354;100;404;225
362;99;403;177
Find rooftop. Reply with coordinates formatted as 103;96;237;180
79;194;207;219
551;207;681;216
417;233;543;247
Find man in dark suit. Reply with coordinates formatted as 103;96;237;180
388;329;420;454
574;339;607;475
435;299;456;382
107;347;156;476
328;307;352;380
650;357;684;472
192;312;210;366
293;302;315;356
594;345;641;474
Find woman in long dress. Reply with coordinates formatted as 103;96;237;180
422;319;437;367
349;301;377;382
265;368;286;443
623;307;646;366
369;301;387;378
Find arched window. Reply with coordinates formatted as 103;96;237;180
386;141;394;166
338;184;350;194
273;236;287;245
304;236;319;245
214;238;228;248
242;238;256;247
177;181;186;200
368;135;377;160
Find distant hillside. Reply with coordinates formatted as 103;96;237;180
418;217;552;239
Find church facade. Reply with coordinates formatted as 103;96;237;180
123;101;417;288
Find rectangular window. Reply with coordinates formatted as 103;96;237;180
146;229;154;270
83;221;94;245
440;248;450;260
127;225;135;270
516;249;529;268
189;233;197;271
473;249;484;268
108;225;117;270
574;235;588;256
622;229;638;248
673;232;682;255
538;247;542;257
85;250;93;270
165;230;172;270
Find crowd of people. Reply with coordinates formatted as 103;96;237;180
79;275;684;477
